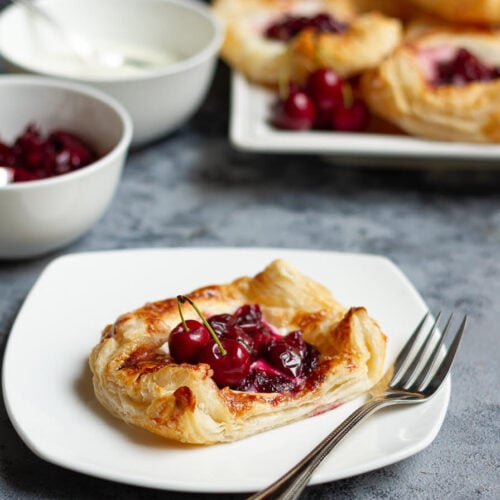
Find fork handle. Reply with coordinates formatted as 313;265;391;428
248;397;390;500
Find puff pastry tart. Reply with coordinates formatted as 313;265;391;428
408;0;500;25
361;29;500;143
351;0;421;21
89;259;387;444
212;0;402;86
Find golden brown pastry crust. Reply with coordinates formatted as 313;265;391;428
288;12;402;83
89;259;387;444
361;28;500;143
212;0;402;86
351;0;422;22
409;0;500;25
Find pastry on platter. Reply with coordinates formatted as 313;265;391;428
89;259;387;444
287;11;402;84
408;0;500;25
361;28;500;143
212;0;402;86
351;0;422;23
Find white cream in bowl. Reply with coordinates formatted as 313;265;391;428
27;40;182;79
0;0;224;145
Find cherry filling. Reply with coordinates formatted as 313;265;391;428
425;47;500;87
168;303;320;393
265;12;348;41
0;124;97;183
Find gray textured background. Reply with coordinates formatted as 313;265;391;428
0;1;499;498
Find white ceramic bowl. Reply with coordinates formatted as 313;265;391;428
0;0;223;146
0;75;132;259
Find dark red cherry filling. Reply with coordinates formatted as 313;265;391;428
0;124;97;183
169;303;320;393
432;48;500;86
265;12;348;41
235;366;297;393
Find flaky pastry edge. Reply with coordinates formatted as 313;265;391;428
89;259;387;444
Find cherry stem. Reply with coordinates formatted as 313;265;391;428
177;298;190;332
342;82;353;108
313;31;323;67
279;45;293;101
177;295;227;356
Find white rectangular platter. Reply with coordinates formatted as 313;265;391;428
230;72;500;166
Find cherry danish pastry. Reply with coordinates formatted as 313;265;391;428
89;259;387;444
212;0;402;86
409;0;500;25
361;28;500;143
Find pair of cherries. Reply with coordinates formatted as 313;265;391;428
168;296;251;388
270;68;369;132
168;297;319;391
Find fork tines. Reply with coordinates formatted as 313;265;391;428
392;312;467;393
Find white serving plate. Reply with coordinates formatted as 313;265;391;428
230;72;500;165
3;247;449;493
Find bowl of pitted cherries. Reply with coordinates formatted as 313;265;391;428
0;75;132;259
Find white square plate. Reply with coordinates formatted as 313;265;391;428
230;72;500;165
3;247;448;493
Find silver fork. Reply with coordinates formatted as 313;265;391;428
248;312;467;500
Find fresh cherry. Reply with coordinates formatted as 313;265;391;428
305;68;343;128
269;69;372;132
271;90;316;130
168;319;211;364
198;338;251;387
333;98;369;132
